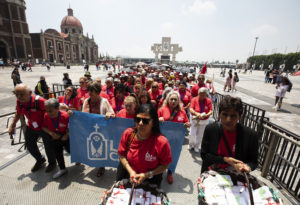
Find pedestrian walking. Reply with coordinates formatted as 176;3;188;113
273;77;290;111
35;76;49;99
232;72;239;92
46;63;51;71
27;61;32;71
223;72;232;92
11;67;22;87
62;73;72;88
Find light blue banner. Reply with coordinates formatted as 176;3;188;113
69;111;186;173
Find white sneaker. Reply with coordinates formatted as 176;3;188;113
188;144;194;150
194;148;200;153
53;169;68;179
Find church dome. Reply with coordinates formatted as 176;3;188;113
61;8;83;30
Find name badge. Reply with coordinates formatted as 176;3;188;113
32;121;38;128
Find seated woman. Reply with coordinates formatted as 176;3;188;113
58;86;80;111
111;83;126;114
117;104;172;187
116;95;138;119
42;99;70;179
82;81;115;177
200;96;258;174
158;91;190;184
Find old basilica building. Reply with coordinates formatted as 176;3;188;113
0;0;98;64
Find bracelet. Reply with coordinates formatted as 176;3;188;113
147;171;153;179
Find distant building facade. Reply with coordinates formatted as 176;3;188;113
30;8;98;64
0;0;33;64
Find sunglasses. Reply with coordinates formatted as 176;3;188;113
135;117;151;125
79;81;85;84
152;86;158;88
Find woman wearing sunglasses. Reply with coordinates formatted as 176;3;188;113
117;104;172;187
157;90;190;184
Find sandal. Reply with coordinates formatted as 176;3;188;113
96;167;105;177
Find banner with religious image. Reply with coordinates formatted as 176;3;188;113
69;111;186;173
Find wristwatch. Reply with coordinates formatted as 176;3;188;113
148;171;153;179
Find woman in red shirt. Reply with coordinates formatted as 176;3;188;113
177;81;191;113
117;104;172;187
110;84;126;114
116;95;138;119
76;77;89;107
42;99;70;179
58;86;80;111
149;82;163;108
201;96;258;174
157;91;190;184
189;87;213;153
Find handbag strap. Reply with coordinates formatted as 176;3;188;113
219;124;233;157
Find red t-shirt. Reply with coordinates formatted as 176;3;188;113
178;90;192;107
217;128;237;169
99;91;111;103
157;106;189;123
118;128;172;174
116;109;135;119
158;82;164;90
77;88;89;105
16;95;46;130
42;110;69;134
58;96;79;110
149;90;162;101
111;97;125;113
103;86;115;99
191;83;207;97
190;97;212;120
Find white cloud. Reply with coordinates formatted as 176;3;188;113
251;24;279;37
182;0;217;15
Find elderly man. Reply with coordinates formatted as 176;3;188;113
8;84;56;172
191;74;207;97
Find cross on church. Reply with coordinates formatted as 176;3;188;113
151;37;182;64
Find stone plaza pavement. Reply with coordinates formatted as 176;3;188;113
0;65;299;204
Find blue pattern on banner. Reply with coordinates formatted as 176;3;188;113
69;111;186;173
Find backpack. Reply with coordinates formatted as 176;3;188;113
235;76;239;82
287;78;293;92
20;95;40;111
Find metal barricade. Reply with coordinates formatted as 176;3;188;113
0;112;26;151
260;123;300;202
52;83;80;98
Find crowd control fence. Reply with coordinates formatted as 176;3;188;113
0;88;299;202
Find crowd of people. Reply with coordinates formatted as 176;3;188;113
7;65;258;188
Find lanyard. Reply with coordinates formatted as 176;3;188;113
168;108;179;121
64;96;71;106
116;96;124;112
51;111;61;132
106;87;111;94
179;90;186;102
199;100;205;113
20;96;32;117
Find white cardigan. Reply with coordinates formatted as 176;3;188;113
82;97;114;115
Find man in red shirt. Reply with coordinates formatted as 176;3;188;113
191;74;207;97
178;81;191;113
103;77;114;100
8;84;56;172
42;99;70;179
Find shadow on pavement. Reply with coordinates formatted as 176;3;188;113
162;172;194;194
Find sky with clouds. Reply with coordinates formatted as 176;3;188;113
26;0;300;63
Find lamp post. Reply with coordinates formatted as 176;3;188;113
252;37;259;56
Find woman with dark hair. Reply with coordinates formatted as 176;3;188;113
62;73;72;89
111;83;126;114
273;76;290;111
139;90;151;105
82;81;115;177
117;104;172;187
58;86;79;111
200;96;258;174
224;72;232;92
